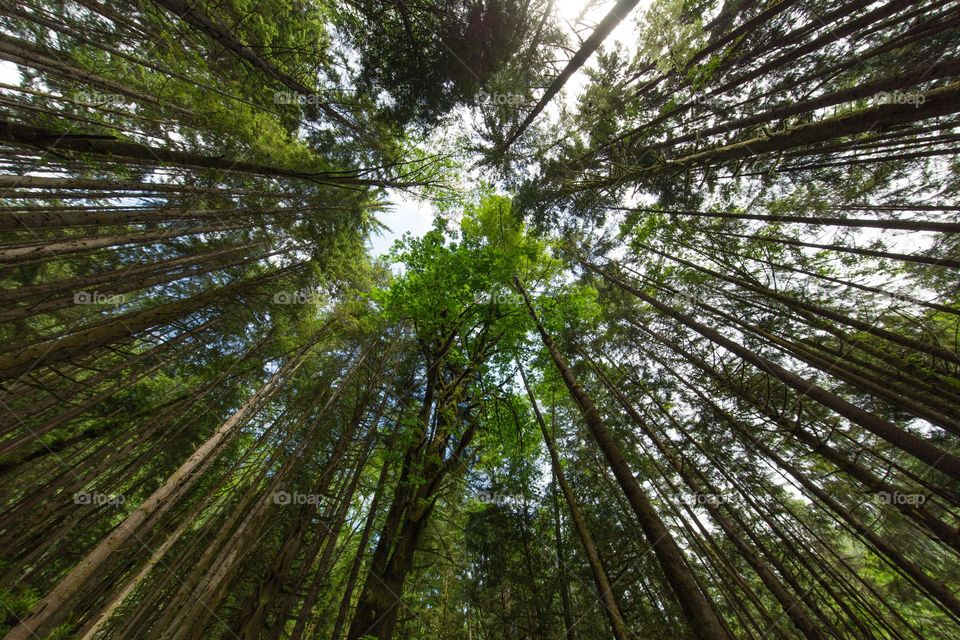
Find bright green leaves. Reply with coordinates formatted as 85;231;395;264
373;194;551;355
374;221;468;326
460;192;553;281
526;282;603;347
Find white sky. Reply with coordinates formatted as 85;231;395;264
367;193;436;257
0;60;22;84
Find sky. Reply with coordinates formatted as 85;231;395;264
367;193;436;257
0;60;21;85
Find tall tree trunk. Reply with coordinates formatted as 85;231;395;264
0;265;301;381
585;261;960;481
1;334;322;640
551;478;577;640
591;361;828;640
330;457;393;640
513;275;731;640
0;121;409;188
519;363;632;640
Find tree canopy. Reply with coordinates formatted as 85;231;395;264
1;1;959;640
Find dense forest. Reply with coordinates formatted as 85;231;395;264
1;1;959;638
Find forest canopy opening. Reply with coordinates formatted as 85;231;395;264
1;1;959;640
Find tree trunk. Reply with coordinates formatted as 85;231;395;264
586;261;960;481
513;275;731;640
519;363;632;640
1;336;320;640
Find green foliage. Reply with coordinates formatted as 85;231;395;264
3;3;960;640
